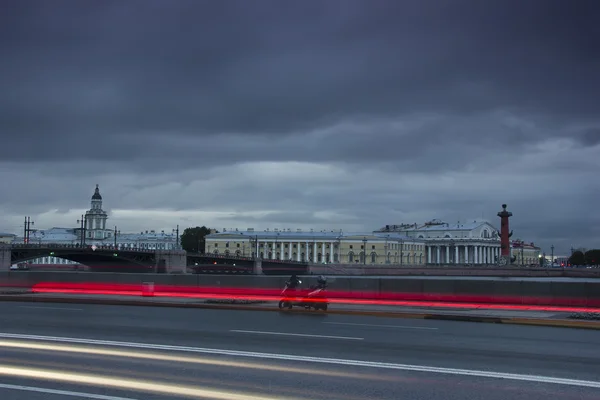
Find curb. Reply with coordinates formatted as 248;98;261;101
1;294;599;330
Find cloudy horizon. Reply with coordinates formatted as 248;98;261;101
1;0;599;254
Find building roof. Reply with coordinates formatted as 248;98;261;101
378;220;498;232
0;232;16;237
207;230;419;241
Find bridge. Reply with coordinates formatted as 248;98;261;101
7;244;186;273
2;244;309;275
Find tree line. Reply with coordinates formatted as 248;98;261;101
568;249;600;266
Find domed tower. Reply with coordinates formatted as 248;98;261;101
85;184;109;240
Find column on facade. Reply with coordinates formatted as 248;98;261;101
464;245;469;264
329;242;334;263
455;246;459;264
427;246;432;264
287;242;292;260
305;242;309;262
313;242;317;263
445;246;450;264
436;246;440;264
296;243;301;261
474;246;478;264
321;242;325;263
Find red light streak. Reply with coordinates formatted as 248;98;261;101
27;282;600;313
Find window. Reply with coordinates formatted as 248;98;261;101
348;251;354;263
371;252;377;263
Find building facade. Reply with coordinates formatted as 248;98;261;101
204;229;427;265
0;233;15;244
376;220;541;265
11;186;179;266
511;240;542;266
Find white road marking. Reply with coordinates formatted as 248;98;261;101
1;332;599;389
19;306;83;311
231;330;364;340
0;382;137;400
324;322;438;330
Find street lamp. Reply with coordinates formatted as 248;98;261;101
114;226;118;248
172;225;179;250
362;237;367;265
399;239;404;266
551;245;554;267
24;216;35;244
384;235;390;264
77;215;88;246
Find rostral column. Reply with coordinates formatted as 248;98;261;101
497;204;513;266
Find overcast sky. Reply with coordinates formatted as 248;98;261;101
1;0;599;254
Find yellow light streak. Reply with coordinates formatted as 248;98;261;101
0;364;304;400
0;340;388;382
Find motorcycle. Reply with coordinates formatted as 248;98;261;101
278;276;328;311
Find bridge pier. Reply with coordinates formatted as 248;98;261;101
253;258;263;275
0;244;10;271
155;250;187;273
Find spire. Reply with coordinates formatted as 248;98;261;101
92;184;102;200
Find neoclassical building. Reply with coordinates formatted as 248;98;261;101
204;219;540;266
376;219;541;265
376;220;501;265
204;229;428;266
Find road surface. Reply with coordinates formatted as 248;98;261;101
0;301;598;399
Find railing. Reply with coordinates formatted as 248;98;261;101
10;243;154;253
189;252;308;264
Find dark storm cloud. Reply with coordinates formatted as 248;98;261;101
1;0;599;153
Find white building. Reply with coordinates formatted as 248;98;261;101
205;228;427;266
376;220;502;264
11;185;179;266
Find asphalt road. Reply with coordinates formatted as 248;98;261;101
0;301;599;399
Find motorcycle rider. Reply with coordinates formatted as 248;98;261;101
286;274;301;289
310;275;327;290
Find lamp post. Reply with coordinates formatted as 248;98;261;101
114;226;118;248
399;239;404;266
384;235;389;264
362;237;367;265
172;225;179;250
551;245;554;267
24;216;35;244
77;215;88;246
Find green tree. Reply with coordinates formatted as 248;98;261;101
568;250;585;266
584;249;600;266
180;226;216;253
